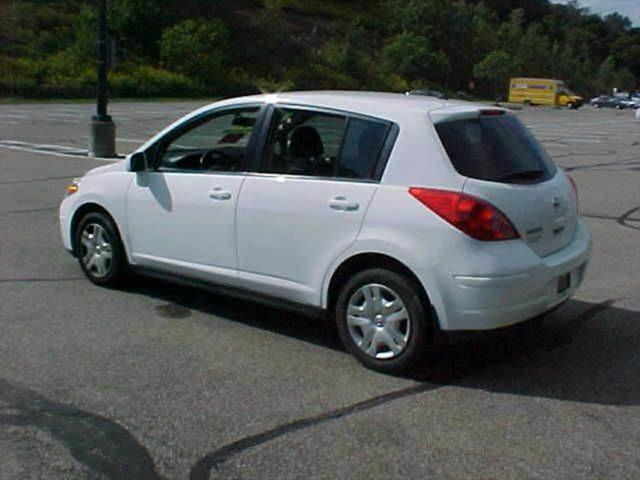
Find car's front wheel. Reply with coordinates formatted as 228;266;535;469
74;211;127;287
335;268;432;373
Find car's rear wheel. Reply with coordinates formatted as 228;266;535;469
335;268;431;373
74;211;127;287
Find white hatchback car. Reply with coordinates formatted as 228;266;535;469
60;91;591;372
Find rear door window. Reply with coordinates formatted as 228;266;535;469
260;107;392;181
339;118;389;179
262;109;346;177
434;114;556;184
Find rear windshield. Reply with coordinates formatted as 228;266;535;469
435;114;556;184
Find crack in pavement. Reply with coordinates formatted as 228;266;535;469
618;206;640;231
0;378;165;480
188;298;620;479
189;382;443;479
0;298;621;479
582;213;620;221
581;206;640;231
541;298;617;351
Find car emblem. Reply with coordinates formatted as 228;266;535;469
552;196;561;208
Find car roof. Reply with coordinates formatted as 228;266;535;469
138;91;499;155
209;91;473;123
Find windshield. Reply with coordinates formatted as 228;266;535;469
435;114;557;184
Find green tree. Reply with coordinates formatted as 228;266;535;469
474;50;515;98
613;68;636;92
321;20;372;84
160;19;229;85
517;23;553;77
594;56;616;94
108;0;170;59
381;32;450;87
498;9;525;56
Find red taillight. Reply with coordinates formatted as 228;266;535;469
408;188;519;241
567;175;579;213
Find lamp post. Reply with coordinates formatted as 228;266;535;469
89;0;116;158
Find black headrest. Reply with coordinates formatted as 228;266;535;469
289;126;324;158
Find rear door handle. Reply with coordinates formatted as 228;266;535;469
209;187;232;201
329;196;359;212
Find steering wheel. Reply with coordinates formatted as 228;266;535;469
199;149;234;171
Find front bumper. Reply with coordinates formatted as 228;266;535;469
59;196;73;253
436;220;591;331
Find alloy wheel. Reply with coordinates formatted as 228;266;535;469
79;223;113;278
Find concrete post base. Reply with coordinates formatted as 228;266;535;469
89;117;116;158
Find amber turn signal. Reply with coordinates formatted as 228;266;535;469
66;179;80;195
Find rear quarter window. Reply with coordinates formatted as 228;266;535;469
434;114;556;184
338;117;389;179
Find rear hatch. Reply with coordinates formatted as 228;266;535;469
431;107;577;257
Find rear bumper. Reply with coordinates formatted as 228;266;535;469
433;220;591;331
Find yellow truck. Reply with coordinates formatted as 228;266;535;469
508;78;583;109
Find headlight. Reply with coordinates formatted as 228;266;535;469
66;178;81;196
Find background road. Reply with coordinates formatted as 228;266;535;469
1;102;639;479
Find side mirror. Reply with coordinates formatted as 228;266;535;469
129;152;148;172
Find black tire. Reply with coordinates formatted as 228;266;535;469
335;268;432;373
567;102;574;109
74;211;128;287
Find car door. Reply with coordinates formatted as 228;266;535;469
236;105;393;305
126;105;262;285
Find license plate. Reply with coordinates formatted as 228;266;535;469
557;273;571;294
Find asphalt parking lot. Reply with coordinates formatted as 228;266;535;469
1;100;639;480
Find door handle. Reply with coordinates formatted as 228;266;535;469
209;187;232;201
329;196;359;212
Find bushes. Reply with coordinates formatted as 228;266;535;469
109;66;198;97
0;55;199;98
286;63;359;91
0;53;94;97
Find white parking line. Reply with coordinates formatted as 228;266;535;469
40;112;83;118
3;140;78;149
567;119;638;127
0;141;118;162
1;114;28;119
39;118;80;123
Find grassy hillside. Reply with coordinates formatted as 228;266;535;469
1;0;638;99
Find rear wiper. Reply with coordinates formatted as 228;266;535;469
495;169;545;183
